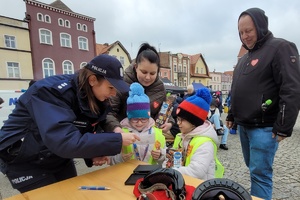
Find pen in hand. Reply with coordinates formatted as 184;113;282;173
79;186;111;190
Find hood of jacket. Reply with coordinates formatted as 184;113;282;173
238;7;273;51
120;117;156;133
176;120;218;144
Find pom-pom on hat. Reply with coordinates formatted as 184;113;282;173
176;87;212;126
127;82;150;119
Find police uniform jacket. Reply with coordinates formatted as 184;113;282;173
0;74;122;166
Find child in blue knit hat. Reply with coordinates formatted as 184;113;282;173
93;83;166;165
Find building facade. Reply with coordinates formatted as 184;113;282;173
96;41;131;69
0;16;33;90
24;0;96;80
190;54;210;86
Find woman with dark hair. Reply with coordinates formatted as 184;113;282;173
0;54;139;193
106;43;174;134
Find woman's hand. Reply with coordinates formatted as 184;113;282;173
121;132;140;146
161;122;172;133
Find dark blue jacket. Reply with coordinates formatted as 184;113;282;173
0;74;122;165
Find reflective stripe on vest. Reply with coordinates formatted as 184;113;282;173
173;136;224;178
122;127;165;164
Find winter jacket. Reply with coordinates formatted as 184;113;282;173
110;118;165;165
0;74;122;167
228;8;300;137
171;121;219;180
105;63;173;132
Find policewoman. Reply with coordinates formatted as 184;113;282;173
0;54;140;193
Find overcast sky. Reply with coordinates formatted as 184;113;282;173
1;0;300;72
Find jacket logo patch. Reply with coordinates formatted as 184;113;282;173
153;101;159;109
290;56;296;63
251;59;258;66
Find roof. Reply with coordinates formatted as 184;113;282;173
96;40;132;62
50;0;72;12
237;45;248;58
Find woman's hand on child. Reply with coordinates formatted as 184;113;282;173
122;152;133;161
161;122;172;133
92;156;109;166
151;150;161;160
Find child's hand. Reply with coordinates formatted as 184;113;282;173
122;152;133;161
92;156;109;166
151;149;161;160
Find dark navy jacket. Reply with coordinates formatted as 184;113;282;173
0;74;122;165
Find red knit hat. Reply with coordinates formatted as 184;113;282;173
176;88;212;126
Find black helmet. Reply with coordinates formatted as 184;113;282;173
192;178;252;200
138;168;186;200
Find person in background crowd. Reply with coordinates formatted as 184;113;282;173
183;84;195;100
0;54;140;193
212;91;223;116
208;98;229;150
93;83;165;166
170;87;224;180
105;43;174;134
0;97;4;109
226;8;300;200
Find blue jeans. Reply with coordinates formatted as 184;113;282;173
238;126;278;200
208;114;228;144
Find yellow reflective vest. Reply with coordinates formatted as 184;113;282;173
173;136;224;178
122;127;165;164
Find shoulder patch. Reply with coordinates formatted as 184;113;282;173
52;81;72;94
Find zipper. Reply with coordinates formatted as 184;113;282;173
281;104;286;126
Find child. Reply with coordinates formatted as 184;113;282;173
93;83;166;166
208;98;229;150
169;87;224;180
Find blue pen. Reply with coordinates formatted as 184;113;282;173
79;186;111;190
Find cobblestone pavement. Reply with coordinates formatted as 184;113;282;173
1;114;300;200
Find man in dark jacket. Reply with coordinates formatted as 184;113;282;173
226;8;300;200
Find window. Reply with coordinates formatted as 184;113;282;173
44;15;51;23
4;35;16;48
7;62;20;78
43;58;55;78
37;13;43;21
58;18;64;26
60;33;71;47
65;20;70;28
82;24;87;32
174;65;177;72
62;60;74;74
164;72;167;77
78;37;88;50
77;23;81;30
120;56;125;66
39;29;52;45
183;66;186;73
196;67;199;73
80;62;87;69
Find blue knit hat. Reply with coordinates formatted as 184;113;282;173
176;87;212;126
127;82;150;119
